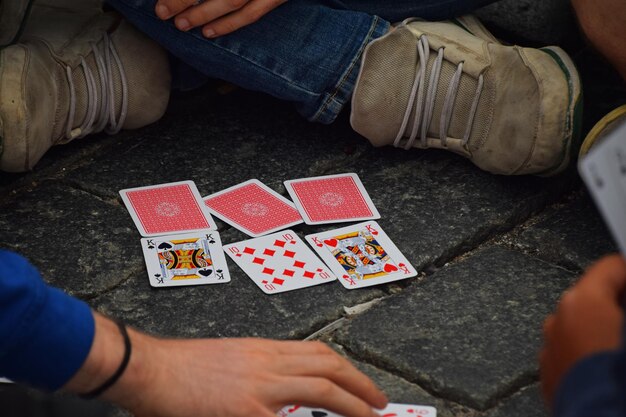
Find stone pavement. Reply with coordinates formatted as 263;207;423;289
0;1;625;416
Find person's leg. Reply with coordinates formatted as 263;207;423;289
105;0;501;124
337;0;500;22
107;0;581;176
106;0;389;124
0;0;170;172
0;0;34;47
571;0;626;82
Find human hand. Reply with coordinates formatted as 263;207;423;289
540;254;626;407
155;0;287;38
105;331;388;417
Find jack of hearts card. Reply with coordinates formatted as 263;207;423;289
306;221;417;289
223;230;336;294
141;230;230;287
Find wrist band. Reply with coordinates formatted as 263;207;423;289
80;319;132;399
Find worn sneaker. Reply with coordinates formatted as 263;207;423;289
351;16;582;176
579;105;626;157
0;3;171;172
0;0;34;48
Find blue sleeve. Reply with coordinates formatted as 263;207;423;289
0;250;95;391
554;332;626;416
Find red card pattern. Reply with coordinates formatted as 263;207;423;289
291;176;372;222
205;183;301;235
127;184;210;234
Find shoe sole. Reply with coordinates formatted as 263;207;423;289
0;0;35;48
538;46;583;176
579;105;626;157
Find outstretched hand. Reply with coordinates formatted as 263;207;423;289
66;315;388;417
155;0;287;38
540;254;626;406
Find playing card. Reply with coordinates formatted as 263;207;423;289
204;179;303;237
277;403;437;417
224;230;336;294
306;221;417;289
141;230;230;287
120;181;217;237
580;119;626;254
284;173;380;225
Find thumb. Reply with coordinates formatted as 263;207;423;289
580;254;626;299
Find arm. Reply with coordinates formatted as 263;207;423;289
540;255;626;416
65;314;388;417
0;250;388;417
571;0;626;81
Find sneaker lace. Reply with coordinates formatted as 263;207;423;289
65;34;128;140
394;35;484;150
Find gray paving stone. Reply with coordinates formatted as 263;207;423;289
511;191;616;272
341;148;576;273
331;344;458;417
0;182;140;297
0;384;114;417
63;89;368;199
334;246;576;410
485;384;547;417
91;228;384;339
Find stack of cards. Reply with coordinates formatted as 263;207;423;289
277;403;437;417
121;174;417;293
120;181;231;288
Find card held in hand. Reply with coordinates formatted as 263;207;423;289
284;173;380;225
204;179;303;237
224;230;336;294
580;119;626;255
306;221;417;289
141;230;230;287
120;180;217;237
277;403;437;417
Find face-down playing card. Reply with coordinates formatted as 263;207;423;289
306;221;417;289
223;230;336;294
120;180;217;237
284;173;380;225
141;231;230;287
277;403;437;417
204;179;303;237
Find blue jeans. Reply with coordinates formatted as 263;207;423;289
106;0;499;123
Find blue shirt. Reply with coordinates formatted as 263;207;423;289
0;250;94;391
554;342;626;416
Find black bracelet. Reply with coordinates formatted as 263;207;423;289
80;319;132;399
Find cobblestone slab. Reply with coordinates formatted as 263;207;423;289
334;246;575;410
484;384;547;417
340;148;576;273
0;182;140;297
332;344;457;417
0;385;114;417
511;191;615;272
